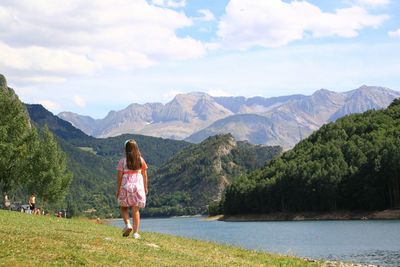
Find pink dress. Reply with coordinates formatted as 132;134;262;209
117;157;147;208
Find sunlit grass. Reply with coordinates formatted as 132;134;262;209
0;210;320;266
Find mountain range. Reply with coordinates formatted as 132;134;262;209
59;86;400;148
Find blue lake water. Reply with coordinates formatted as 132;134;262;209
109;217;400;266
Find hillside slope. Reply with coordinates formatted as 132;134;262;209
26;104;190;166
149;134;282;213
223;98;400;215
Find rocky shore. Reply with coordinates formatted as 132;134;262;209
219;209;400;222
320;260;377;267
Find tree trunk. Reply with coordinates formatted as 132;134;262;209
388;181;394;208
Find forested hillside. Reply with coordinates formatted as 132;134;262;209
223;99;400;215
27;104;190;166
1;75;72;213
146;134;282;216
26;104;191;217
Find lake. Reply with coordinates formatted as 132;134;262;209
109;217;400;266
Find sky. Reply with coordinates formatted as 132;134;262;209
1;0;399;118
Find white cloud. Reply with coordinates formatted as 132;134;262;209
15;41;400;118
0;0;205;84
204;42;221;50
352;0;390;7
74;95;86;108
388;28;400;37
195;9;216;22
218;0;388;49
0;41;96;74
10;75;66;84
93;50;157;70
151;0;186;8
38;100;61;111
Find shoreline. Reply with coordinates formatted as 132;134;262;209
103;209;400;223
99;212;382;266
218;209;400;222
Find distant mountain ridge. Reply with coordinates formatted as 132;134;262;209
59;86;400;148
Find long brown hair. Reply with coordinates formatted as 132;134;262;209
125;139;142;170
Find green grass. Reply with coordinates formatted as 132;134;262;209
0;210;320;266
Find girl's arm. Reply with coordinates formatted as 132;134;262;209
143;170;148;195
116;171;123;198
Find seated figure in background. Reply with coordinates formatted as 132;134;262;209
3;192;10;210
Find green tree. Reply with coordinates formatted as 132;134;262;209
0;82;31;193
222;98;400;215
27;126;73;210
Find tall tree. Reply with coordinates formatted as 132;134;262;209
27;126;72;209
0;79;31;194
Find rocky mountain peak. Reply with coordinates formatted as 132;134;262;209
347;85;399;101
188;91;211;98
311;88;342;101
328;85;400;122
0;74;7;90
215;134;237;157
192;95;233;121
0;73;18;99
347;85;395;97
312;88;331;94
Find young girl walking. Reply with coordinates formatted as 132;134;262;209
116;139;148;238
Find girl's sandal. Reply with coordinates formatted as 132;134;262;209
122;226;133;237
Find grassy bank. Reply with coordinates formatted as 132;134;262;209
0;210;318;266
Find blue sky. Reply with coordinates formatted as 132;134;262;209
0;0;399;118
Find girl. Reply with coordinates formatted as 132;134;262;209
116;139;148;238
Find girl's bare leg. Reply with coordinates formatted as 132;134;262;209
132;206;140;233
120;206;130;226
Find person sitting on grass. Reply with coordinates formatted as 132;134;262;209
116;139;148;239
34;208;41;215
3;192;10;210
